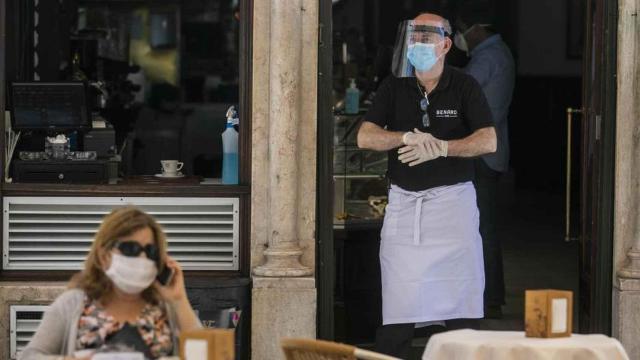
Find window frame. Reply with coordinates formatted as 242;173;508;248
0;0;254;279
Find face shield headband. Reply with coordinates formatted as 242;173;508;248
391;21;450;78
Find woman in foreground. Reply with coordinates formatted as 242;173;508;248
21;206;201;360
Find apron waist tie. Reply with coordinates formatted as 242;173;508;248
413;197;423;245
391;183;471;246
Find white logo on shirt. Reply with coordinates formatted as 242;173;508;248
435;109;458;118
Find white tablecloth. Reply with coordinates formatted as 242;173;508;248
422;329;629;360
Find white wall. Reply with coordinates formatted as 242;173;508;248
517;0;582;76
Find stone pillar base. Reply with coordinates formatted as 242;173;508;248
618;248;640;278
251;277;316;360
253;248;313;277
0;282;67;359
612;277;640;359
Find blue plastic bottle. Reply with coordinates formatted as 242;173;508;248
345;78;360;114
222;107;239;184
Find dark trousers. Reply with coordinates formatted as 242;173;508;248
375;323;447;358
375;323;415;359
474;159;506;306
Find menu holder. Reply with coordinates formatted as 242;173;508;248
525;289;573;338
179;329;235;360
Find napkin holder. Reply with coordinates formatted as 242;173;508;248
525;289;573;338
179;328;235;360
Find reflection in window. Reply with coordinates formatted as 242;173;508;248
6;0;241;183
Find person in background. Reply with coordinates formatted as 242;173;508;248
357;12;496;358
454;5;516;319
21;207;201;360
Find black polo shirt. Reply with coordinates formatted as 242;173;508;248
364;66;494;191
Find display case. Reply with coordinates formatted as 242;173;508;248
333;112;388;230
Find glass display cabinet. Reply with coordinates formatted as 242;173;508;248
333;112;388;230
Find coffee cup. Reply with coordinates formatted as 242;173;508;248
161;160;184;175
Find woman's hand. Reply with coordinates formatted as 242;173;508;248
154;256;188;304
154;256;201;331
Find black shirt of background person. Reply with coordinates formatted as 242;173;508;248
365;66;494;192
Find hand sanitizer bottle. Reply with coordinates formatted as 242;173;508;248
345;78;360;114
222;106;239;184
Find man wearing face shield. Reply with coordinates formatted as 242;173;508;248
357;13;496;358
454;7;515;319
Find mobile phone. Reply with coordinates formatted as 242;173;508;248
157;266;175;286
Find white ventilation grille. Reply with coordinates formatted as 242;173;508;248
10;305;48;360
3;197;240;271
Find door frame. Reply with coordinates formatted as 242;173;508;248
317;0;335;340
315;0;619;337
578;0;617;334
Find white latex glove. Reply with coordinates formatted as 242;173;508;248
402;131;425;146
398;129;448;166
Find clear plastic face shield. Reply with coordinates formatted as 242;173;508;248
391;20;449;78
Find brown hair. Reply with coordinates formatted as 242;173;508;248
70;206;168;304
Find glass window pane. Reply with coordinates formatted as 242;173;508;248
7;1;243;186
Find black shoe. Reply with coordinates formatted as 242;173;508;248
484;304;503;319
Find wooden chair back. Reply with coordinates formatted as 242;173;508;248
281;338;401;360
281;338;357;360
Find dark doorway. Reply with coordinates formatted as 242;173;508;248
316;0;615;356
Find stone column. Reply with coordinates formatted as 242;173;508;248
612;0;640;358
614;0;640;284
253;0;312;277
250;0;319;359
618;242;640;278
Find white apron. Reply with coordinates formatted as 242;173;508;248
380;182;484;325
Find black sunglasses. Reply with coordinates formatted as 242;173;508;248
420;98;430;127
115;241;160;263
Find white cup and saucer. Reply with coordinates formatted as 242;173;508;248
155;160;185;178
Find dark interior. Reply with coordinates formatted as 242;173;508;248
329;0;583;355
5;0;240;182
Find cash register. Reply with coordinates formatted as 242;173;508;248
10;82;111;184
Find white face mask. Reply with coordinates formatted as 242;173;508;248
105;253;158;295
454;32;469;54
454;24;491;55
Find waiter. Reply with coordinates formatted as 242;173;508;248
357;13;496;358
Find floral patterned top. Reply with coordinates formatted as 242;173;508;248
76;296;173;358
